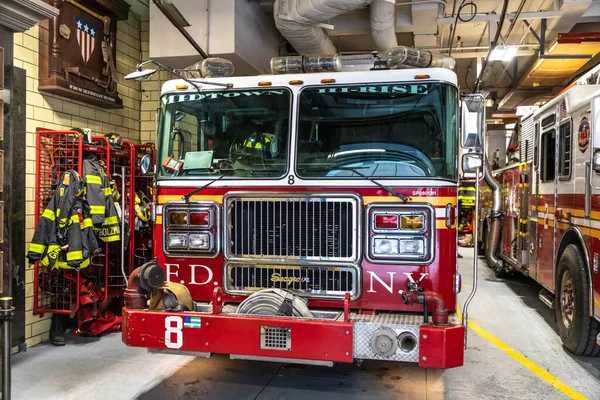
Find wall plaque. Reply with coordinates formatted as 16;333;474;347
38;0;130;109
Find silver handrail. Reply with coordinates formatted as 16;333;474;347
462;165;481;348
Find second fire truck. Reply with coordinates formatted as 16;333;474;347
480;76;600;356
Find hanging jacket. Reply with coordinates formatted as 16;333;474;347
82;155;121;242
27;171;99;269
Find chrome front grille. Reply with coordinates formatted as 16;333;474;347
225;264;359;300
224;194;360;262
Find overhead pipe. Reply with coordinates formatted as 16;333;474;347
274;0;371;55
370;0;398;51
474;0;510;90
483;159;504;272
275;0;399;56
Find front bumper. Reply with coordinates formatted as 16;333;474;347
122;303;464;369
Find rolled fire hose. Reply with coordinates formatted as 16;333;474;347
235;288;314;318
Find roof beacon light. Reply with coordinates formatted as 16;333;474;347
180;58;235;78
384;46;455;70
200;58;235;78
270;55;342;75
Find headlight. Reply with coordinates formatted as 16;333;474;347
167;234;188;249
163;202;220;256
189;233;211;250
374;238;399;255
367;204;434;264
399;238;424;255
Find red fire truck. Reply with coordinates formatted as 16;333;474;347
121;50;484;368
479;76;600;356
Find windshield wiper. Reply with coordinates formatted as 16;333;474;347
299;166;410;203
181;168;282;202
182;169;234;202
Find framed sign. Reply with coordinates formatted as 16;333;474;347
38;0;129;109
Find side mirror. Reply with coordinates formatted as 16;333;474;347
139;154;153;176
461;94;486;151
593;150;600;174
462;153;483;174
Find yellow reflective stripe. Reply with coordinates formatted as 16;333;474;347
66;250;83;261
104;187;113;196
103;216;119;225
70;215;80;224
86;175;102;185
83;218;93;228
56;208;61;218
102;235;120;242
89;205;105;215
42;209;55;221
29;243;46;254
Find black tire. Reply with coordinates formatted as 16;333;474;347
555;245;600;356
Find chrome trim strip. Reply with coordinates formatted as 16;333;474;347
222;192;362;264
162;201;221;258
223;262;361;301
364;203;436;265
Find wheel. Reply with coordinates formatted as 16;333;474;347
555;245;600;356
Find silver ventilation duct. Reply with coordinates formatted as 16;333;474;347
370;0;398;51
274;0;398;55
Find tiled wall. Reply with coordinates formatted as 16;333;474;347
14;12;150;347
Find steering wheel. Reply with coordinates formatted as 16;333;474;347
331;143;436;176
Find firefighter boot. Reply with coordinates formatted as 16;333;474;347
49;314;68;346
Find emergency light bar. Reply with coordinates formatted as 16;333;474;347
270;46;455;75
271;55;342;75
180;57;235;78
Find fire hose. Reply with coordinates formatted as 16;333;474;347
236;289;314;318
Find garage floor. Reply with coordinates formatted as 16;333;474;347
11;250;600;400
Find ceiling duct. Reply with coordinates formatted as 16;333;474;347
274;0;397;55
370;0;398;51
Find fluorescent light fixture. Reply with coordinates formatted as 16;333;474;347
506;123;516;129
489;46;518;61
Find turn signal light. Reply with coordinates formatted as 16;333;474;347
401;215;424;230
189;211;210;226
168;211;187;226
375;215;399;229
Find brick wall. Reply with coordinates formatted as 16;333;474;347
15;12;148;348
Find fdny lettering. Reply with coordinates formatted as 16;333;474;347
166;90;286;104
165;263;214;285
317;84;429;95
367;271;429;294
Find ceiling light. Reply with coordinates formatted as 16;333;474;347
505;123;516;129
489;46;518;61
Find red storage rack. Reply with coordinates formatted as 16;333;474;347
33;128;138;315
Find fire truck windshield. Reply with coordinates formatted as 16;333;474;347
156;88;291;178
296;83;458;180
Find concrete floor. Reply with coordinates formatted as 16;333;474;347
11;250;600;400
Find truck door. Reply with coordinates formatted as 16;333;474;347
537;112;557;291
